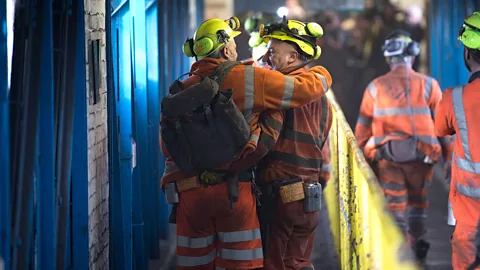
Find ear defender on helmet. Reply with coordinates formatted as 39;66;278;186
305;22;324;38
183;38;196;57
192;36;215;57
406;41;420;56
313;45;322;60
459;25;480;49
248;32;263;48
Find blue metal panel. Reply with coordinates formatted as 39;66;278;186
157;0;170;240
36;0;56;269
110;6;127;269
113;1;134;268
71;0;89;268
145;1;161;258
130;1;149;266
0;0;10;267
196;0;204;28
429;0;472;90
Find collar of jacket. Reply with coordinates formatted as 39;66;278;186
279;66;307;76
390;64;412;74
468;70;480;83
190;58;252;74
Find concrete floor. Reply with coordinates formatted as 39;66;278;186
152;165;454;270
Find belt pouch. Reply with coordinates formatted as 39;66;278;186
277;178;305;204
177;176;201;192
165;182;179;204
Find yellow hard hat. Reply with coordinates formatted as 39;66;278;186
260;17;323;60
458;11;480;50
183;17;241;58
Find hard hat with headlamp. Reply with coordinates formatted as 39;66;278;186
259;16;324;60
182;17;241;58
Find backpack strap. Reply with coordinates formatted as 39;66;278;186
211;61;241;87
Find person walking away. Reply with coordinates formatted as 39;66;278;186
435;11;480;270
355;30;453;267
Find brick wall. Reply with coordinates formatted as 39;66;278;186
85;0;109;269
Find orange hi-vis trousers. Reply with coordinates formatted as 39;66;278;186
452;222;480;270
377;160;433;238
175;181;263;269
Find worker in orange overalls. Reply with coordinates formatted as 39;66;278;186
355;30;453;267
229;16;333;270
435;11;480;270
160;16;331;269
242;14;271;68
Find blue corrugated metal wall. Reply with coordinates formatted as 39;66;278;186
1;0;89;269
0;0;9;266
109;1;201;268
429;0;480;90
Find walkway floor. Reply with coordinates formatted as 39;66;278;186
151;166;454;270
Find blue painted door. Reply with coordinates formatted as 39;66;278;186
111;1;134;268
429;0;480;90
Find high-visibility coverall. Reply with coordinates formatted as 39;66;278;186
435;71;480;270
355;65;453;239
160;58;331;269
229;65;332;270
259;76;332;270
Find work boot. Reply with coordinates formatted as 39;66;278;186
412;239;430;269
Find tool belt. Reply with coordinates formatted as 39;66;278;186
176;168;254;192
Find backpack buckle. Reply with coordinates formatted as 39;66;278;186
203;103;213;118
200;170;226;186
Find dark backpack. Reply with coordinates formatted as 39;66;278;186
160;61;250;173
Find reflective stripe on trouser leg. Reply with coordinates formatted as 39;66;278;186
177;250;216;267
217;228;263;261
214;182;264;269
408;207;427;239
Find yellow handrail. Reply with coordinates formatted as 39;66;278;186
324;90;419;269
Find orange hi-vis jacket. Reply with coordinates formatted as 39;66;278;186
435;71;480;227
257;68;333;184
355;65;453;163
228;67;333;185
160;58;332;187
